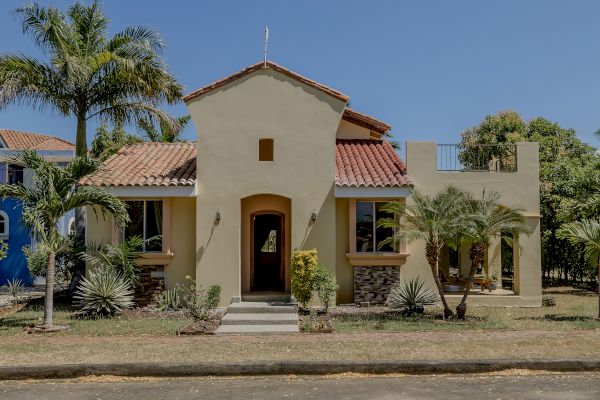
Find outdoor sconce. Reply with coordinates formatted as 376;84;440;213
215;209;222;223
311;209;317;223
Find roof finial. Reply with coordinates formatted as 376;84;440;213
264;26;269;68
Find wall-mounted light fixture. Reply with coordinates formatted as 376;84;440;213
311;209;317;223
215;209;222;223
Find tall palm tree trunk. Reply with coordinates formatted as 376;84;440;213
456;244;485;319
43;251;56;328
426;241;453;318
597;254;600;320
74;115;87;277
75;114;87;157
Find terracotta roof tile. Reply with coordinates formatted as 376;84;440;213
0;129;75;151
342;108;391;134
183;60;349;103
80;142;196;187
336;139;412;188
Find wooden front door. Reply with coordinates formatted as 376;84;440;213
251;213;284;292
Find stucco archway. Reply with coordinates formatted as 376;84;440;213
241;194;292;294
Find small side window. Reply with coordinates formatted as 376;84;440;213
259;138;274;161
0;211;9;239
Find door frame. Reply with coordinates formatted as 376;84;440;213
250;210;285;292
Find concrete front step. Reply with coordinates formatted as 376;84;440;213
214;324;299;335
221;313;299;325
227;302;297;314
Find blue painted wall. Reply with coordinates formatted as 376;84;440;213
0;198;33;286
0;199;74;287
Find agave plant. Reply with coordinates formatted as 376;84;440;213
386;277;438;316
74;269;134;316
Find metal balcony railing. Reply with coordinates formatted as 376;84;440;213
437;144;518;172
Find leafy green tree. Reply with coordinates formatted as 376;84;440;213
378;186;470;318
458;110;525;170
137;115;191;143
460;111;600;284
456;190;530;319
558;219;600;318
0;152;129;329
91;123;141;161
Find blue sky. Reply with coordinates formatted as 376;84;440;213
1;0;599;147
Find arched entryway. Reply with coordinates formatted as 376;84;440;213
241;194;291;295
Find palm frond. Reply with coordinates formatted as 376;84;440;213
558;219;600;268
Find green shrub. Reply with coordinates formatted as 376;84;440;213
290;249;318;308
386;277;438;316
23;245;48;277
314;264;338;312
73;269;134;317
0;241;7;261
176;276;221;320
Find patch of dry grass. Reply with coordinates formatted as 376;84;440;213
332;289;600;333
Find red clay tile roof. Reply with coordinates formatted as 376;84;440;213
336;139;412;188
342;108;391;135
183;60;349;103
80;142;196;187
0;129;75;151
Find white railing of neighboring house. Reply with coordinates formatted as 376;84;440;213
436;144;518;172
0;149;75;161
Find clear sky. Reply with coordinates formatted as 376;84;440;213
1;0;599;148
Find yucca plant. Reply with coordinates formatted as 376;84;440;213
5;278;24;306
74;269;134;317
386;277;438;316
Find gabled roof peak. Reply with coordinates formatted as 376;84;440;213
183;60;349;103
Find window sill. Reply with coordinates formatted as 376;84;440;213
345;252;409;266
136;252;174;266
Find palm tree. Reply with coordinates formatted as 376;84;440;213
137;115;191;142
558;219;600;319
455;190;530;319
0;1;182;248
378;186;470;318
0;152;129;329
0;1;182;155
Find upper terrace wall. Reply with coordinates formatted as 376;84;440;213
403;142;542;306
405;142;540;215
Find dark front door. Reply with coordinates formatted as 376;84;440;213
252;213;284;291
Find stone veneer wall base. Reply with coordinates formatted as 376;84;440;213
134;265;165;307
354;266;400;304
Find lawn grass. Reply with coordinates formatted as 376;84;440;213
332;288;600;333
0;294;190;337
0;287;598;366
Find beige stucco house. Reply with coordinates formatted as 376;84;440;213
82;61;542;307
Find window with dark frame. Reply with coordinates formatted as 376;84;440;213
124;200;163;252
7;164;23;185
0;211;7;238
355;201;395;253
258;138;274;161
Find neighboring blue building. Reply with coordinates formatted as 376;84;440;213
0;129;75;286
